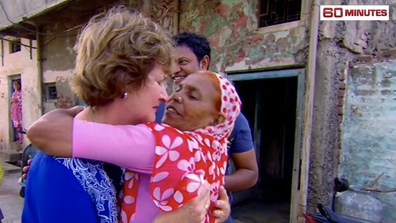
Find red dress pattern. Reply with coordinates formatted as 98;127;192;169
119;71;241;223
120;123;228;223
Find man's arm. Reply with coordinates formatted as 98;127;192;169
224;113;259;192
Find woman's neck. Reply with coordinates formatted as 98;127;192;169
75;104;139;125
92;105;132;125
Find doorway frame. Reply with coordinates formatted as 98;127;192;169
226;68;305;223
8;74;22;143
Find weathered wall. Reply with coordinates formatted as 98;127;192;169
40;16;80;112
0;0;176;151
327;0;396;222
179;0;309;73
0;0;71;30
0;38;39;150
178;0;340;210
341;61;396;223
307;0;396;215
39;0;174;113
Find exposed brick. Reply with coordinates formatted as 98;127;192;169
337;106;344;115
339;70;346;81
389;48;396;59
354;39;368;48
363;48;374;55
338;98;344;106
389;48;396;55
338;89;346;98
336;139;342;149
357;55;373;62
337;64;347;72
339;81;346;89
338;123;343;132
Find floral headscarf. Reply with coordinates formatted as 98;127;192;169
194;71;242;142
119;71;242;223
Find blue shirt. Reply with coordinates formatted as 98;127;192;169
155;103;254;223
22;152;120;223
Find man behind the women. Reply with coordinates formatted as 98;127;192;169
156;32;259;222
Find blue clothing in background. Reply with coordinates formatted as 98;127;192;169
155;103;166;123
76;99;87;107
22;152;119;223
155;103;254;223
223;113;254;223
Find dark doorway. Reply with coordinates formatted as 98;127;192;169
231;76;298;223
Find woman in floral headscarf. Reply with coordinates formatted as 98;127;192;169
28;70;241;223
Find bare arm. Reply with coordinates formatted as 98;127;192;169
27;106;157;174
27;107;82;157
224;113;259;191
225;150;258;191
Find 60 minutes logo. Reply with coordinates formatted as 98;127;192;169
320;5;389;21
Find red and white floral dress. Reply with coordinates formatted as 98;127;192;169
116;71;242;223
120;123;229;223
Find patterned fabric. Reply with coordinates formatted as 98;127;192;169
120;71;241;223
11;90;22;128
55;158;119;223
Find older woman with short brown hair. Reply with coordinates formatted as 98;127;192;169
22;6;224;223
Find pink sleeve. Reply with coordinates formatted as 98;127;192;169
72;119;155;174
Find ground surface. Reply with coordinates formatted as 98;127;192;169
0;172;23;223
0;172;289;223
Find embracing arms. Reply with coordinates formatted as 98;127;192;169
27;107;156;174
224;113;259;192
27;107;231;222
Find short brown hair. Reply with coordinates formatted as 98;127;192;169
71;5;176;106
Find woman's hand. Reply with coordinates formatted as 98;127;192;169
213;186;231;223
10;99;17;103
152;182;211;223
22;159;32;181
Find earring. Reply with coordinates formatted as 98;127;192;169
121;92;127;99
177;96;182;102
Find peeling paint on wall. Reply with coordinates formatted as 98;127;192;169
341;61;396;223
38;0;176;113
179;0;308;72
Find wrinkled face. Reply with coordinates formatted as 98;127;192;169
13;81;21;91
172;45;209;85
163;73;225;131
118;64;168;124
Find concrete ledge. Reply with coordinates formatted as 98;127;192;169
3;162;21;174
0;149;22;163
9;142;23;152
